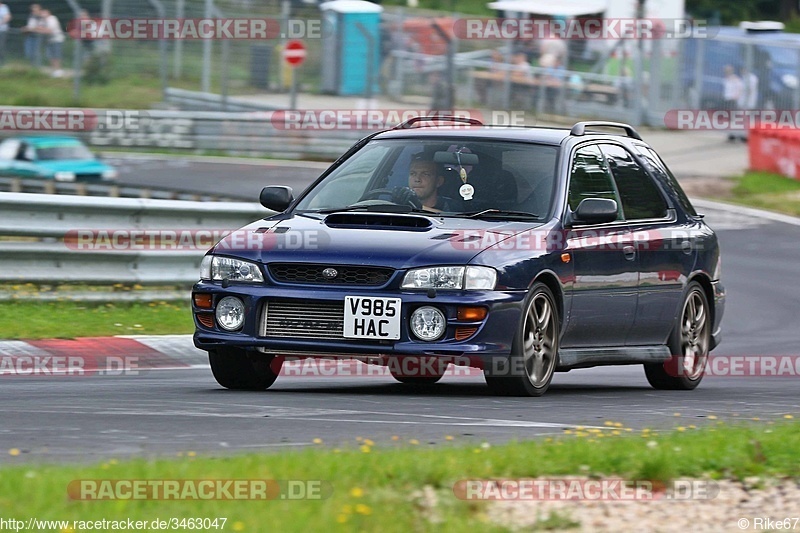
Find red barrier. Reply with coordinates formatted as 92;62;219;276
749;126;800;179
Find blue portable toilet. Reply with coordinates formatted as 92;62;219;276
321;0;383;96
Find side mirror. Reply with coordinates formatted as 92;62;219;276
573;198;618;224
259;186;294;212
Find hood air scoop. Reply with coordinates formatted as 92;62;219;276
324;213;433;231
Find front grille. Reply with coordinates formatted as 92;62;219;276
261;300;344;339
269;263;393;286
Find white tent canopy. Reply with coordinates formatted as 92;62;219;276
486;0;608;17
320;0;383;14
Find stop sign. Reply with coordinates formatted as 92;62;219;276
283;40;306;67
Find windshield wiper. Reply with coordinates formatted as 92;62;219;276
309;204;424;215
461;209;540;220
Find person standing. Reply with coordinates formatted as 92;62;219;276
40;8;64;77
735;66;759;142
22;4;44;67
722;65;743;142
0;2;11;66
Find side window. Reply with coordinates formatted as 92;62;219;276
601;144;668;220
568;144;622;220
634;145;698;217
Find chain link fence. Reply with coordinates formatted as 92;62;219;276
4;2;800;128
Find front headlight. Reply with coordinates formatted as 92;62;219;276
401;266;497;290
201;255;264;283
54;171;75;182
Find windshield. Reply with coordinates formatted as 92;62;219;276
36;144;95;161
762;44;797;68
293;138;558;219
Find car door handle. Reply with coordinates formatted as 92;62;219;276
623;245;636;260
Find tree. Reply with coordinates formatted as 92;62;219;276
685;0;791;25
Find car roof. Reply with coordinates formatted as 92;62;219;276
372;126;573;145
715;25;800;43
10;136;84;146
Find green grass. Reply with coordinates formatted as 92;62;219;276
728;171;800;216
0;64;163;109
0;299;193;339
0;423;797;531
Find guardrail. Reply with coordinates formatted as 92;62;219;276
82;106;366;160
0;105;369;160
0;192;269;285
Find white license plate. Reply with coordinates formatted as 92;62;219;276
343;296;401;340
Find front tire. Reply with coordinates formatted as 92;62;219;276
485;283;559;397
645;281;710;390
209;347;281;390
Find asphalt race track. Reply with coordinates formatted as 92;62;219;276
1;160;799;462
108;154;328;201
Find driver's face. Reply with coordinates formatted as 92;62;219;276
408;161;441;202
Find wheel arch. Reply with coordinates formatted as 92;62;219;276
530;271;565;334
687;272;715;329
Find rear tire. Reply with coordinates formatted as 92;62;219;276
209;347;281;390
645;281;710;390
485;283;559;397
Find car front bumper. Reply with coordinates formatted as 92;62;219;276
192;281;527;362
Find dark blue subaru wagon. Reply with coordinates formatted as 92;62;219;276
193;117;724;396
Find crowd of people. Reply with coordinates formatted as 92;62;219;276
0;2;64;76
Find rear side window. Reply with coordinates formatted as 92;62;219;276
634;145;698;217
568;144;622;220
600;144;668;220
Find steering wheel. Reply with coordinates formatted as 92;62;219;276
360;187;423;209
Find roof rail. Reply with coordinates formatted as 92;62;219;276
570;121;643;141
392;115;484;130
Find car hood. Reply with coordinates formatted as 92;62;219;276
35;159;114;174
211;211;547;270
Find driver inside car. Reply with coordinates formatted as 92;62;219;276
391;153;454;212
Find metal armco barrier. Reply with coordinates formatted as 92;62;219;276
83;104;366;159
0;192;269;285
